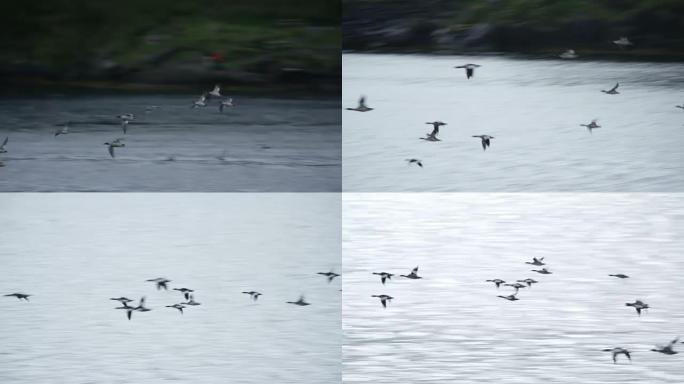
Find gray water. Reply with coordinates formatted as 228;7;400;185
343;54;684;191
0;94;340;191
343;194;684;383
0;194;341;383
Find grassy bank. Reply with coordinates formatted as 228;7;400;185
0;0;340;94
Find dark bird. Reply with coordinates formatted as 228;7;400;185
497;293;519;301
602;347;631;364
486;279;506;288
420;122;443;142
287;295;310;306
4;293;31;301
182;294;201;306
172;288;194;300
242;291;262;301
609;274;629;279
372;294;394;308
166;304;185;314
517;278;539;287
317;271;340;283
651;337;679;355
372;272;394;285
531;268;552;274
109;297;133;304
400;266;422;279
405;158;423;167
346;96;373;112
525;257;545;266
147;278;171;290
104;138;125;158
504;283;526;293
601;83;619;95
580;119;601;134
625;299;649;316
472;135;494;151
454;63;481;79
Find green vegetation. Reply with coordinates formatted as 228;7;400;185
0;0;340;92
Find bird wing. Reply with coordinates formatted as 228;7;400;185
669;337;680;347
359;96;366;108
381;298;387;308
2;137;7;146
412;266;419;274
108;145;115;158
610;83;619;92
466;67;474;78
624;350;631;360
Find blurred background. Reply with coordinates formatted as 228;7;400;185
0;0;340;94
343;0;684;59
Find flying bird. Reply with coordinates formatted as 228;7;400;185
4;293;31;301
472;135;494;151
651;337;679;355
104;138;125;158
55;123;69;137
166;304;185;314
625;299;649;316
609;274;629;279
346;96;373;112
172;288;194;300
287;295;310;306
601;83;620;95
192;94;207;108
372;272;395;285
146;278;171;290
454;63;481;79
580;119;601;133
525;257;545;266
208;84;222;98
219;97;234;112
486;279;506;288
602;347;631;364
372;294;393;308
531;268;552;274
405;158;423;167
242;291;262;301
497;293;519;301
400;266;422;279
317;271;340;283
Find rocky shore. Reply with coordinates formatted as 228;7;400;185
343;0;684;60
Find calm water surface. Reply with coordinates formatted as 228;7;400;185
343;54;684;191
0;194;341;383
343;194;684;383
0;94;340;191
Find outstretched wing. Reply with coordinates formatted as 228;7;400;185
610;83;619;92
108;145;115;158
359;96;366;108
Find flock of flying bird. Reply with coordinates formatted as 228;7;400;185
5;269;340;320
0;84;234;163
345;35;684;168
361;255;682;365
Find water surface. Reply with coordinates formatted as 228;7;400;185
0;194;341;383
343;54;684;191
0;94;340;191
343;194;684;383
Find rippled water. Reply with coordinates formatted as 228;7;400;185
0;194;341;383
343;194;684;383
343;54;684;191
0;94;340;191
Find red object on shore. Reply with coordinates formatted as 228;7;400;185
211;52;224;63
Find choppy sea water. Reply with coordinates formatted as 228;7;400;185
343;54;684;191
0;94;340;191
0;194;341;383
343;194;684;383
